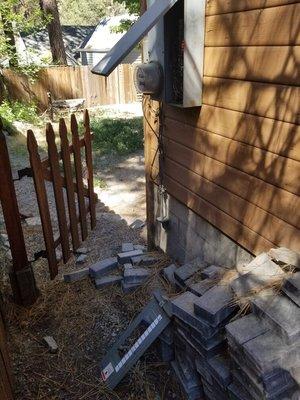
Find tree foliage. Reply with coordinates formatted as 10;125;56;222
0;0;46;68
58;0;126;26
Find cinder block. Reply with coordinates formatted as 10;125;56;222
171;292;220;339
282;272;300;307
123;268;150;284
64;268;89;283
124;263;133;271
174;258;208;286
162;264;177;286
95;275;123;289
194;285;236;327
121;242;134;252
117;249;143;264
171;359;204;400
89;257;118;278
133;244;147;252
225;314;269;347
268;247;300;269
251;290;300;344
201;265;224;280
228;381;252;400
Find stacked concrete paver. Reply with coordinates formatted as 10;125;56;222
160;249;300;400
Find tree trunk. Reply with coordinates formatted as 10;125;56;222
39;0;67;65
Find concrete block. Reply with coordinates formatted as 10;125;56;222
228;381;252;400
251;290;300;344
188;280;215;297
76;254;88;264
171;359;204;399
171;292;220;338
64;268;89;283
123;268;150;284
225;314;269;347
268;247;300;269
121;280;141;294
207;355;232;388
75;247;90;255
282;272;300;307
117;250;143;264
121;242;134;252
43;336;58;354
194;285;236;327
162;264;177;286
89;257;118;278
133;244;147;252
201;265;224;280
195;357;213;385
174;258;208;286
95;275;123;289
160;325;174;345
123;263;133;271
160;339;174;362
131;254;158;266
242;330;299;375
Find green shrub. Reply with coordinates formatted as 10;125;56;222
0;99;40;132
90;116;143;155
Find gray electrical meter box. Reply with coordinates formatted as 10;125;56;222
92;0;205;108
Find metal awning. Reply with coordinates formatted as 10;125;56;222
92;0;178;77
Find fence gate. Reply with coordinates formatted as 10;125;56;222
0;296;14;399
26;110;97;279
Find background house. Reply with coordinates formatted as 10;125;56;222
78;15;141;67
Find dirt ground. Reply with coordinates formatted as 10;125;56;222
0;107;184;400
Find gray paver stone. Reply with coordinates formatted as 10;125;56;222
174;258;208;286
188;279;215;297
194;285;236;327
76;254;88;264
171;291;220;338
121;242;134;252
201;265;224;280
131;254;158;266
123;267;150;284
207;355;232;388
282;272;300;307
43;336;58;354
225;313;269;347
64;268;89;283
89;257;118;278
121;280;141;293
117;249;143;264
95;275;123;289
251;290;300;344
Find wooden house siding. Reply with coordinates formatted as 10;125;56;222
147;0;300;255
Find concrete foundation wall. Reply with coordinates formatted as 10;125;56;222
154;186;254;268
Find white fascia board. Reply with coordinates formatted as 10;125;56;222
92;0;178;77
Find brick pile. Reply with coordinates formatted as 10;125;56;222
158;248;300;400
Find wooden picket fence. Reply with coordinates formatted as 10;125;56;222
27;110;97;279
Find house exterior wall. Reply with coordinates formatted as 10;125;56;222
145;0;300;262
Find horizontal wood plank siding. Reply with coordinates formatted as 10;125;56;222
147;1;300;255
206;0;299;16
205;4;300;46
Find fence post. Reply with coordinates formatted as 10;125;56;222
0;125;39;306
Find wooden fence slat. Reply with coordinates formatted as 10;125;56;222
46;123;71;263
0;300;14;400
71;114;88;240
59;118;80;251
83;110;96;229
27;130;58;279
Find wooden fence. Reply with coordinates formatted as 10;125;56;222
0;297;14;400
2;65;138;110
27;110;97;279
